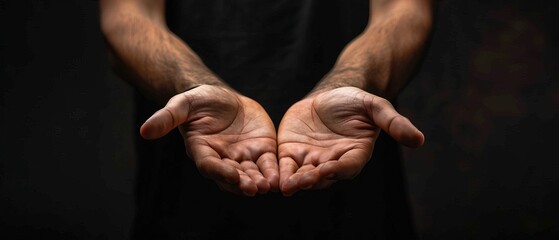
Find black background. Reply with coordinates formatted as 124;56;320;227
1;0;558;239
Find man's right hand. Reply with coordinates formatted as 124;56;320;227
139;85;279;196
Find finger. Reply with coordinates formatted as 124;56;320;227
222;159;260;196
194;150;240;185
215;180;253;197
366;95;425;148
240;161;270;194
297;167;321;190
281;173;302;196
140;94;191;139
238;171;259;196
319;149;370;181
256;152;279;192
214;169;258;197
212;164;258;197
279;157;301;196
279;157;298;192
281;164;315;195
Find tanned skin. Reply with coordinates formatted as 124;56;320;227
278;0;433;195
99;0;434;197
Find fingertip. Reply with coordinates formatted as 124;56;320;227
267;174;280;192
415;130;426;147
280;177;298;197
140;114;168;140
256;178;271;194
281;189;296;197
389;116;425;148
404;129;425;148
238;175;258;197
242;185;258;196
242;190;257;197
223;170;241;185
139;123;156;140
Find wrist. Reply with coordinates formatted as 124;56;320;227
311;67;365;93
310;65;387;98
174;69;229;95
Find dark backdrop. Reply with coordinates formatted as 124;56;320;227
1;0;136;239
398;1;559;239
1;0;558;239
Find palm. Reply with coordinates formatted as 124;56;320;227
278;87;424;196
141;85;278;196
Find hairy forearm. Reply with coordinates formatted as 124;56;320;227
100;2;225;103
313;0;434;100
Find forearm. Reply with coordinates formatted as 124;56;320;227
100;1;225;103
313;0;434;100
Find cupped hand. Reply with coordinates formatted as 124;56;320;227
277;86;424;196
140;85;279;196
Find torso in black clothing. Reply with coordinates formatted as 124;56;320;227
132;1;416;239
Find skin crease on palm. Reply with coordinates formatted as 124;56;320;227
139;85;424;197
139;85;279;197
278;86;424;196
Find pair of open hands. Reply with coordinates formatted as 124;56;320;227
140;85;424;197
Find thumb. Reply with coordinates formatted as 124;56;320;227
365;95;425;148
140;94;192;140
